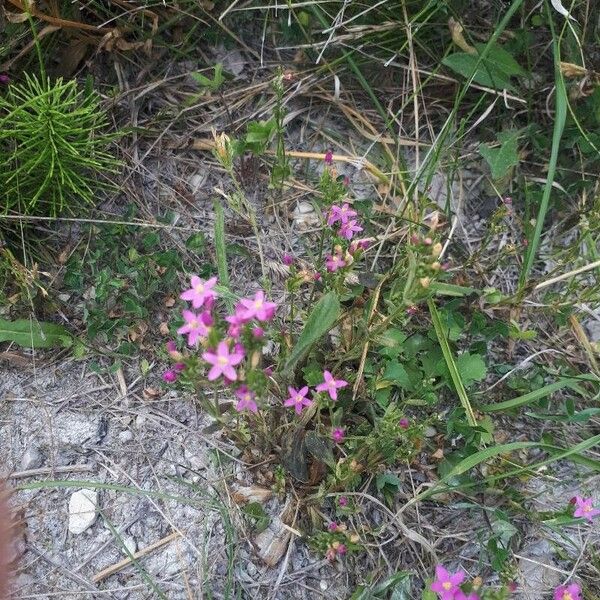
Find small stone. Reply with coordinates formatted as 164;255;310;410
296;201;314;214
21;446;43;471
424;426;437;437
188;173;206;193
320;580;328;591
118;430;133;443
246;562;258;577
68;490;98;535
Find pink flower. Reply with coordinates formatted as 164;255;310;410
554;583;582;600
173;362;186;372
314;272;322;281
338;496;348;507
235;385;258;413
0;73;9;85
327;203;357;226
162;370;177;383
455;593;479;600
177;310;211;346
332;427;345;443
349;238;370;253
324;149;333;165
252;326;264;339
325;253;346;272
282;253;294;266
202;341;244;381
263;366;274;377
339;219;363;240
225;310;249;338
180;275;218;309
431;565;465;600
336;543;347;556
166;340;177;353
573;496;600;522
315;370;348;401
284;386;313;415
399;418;409;429
238;291;277;322
327;522;338;532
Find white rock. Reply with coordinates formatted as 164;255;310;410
118;430;133;443
188;173;206;193
292;202;319;228
68;490;98;535
21;446;43;471
296;201;314;214
320;580;328;591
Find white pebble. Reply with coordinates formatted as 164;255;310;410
68;490;98;535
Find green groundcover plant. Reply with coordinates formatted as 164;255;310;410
0;73;116;217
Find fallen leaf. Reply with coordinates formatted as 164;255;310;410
232;484;273;506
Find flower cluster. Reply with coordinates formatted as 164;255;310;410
283;370;348;415
324;202;369;272
165;276;278;414
431;565;584;600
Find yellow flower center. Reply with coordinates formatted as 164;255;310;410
563;593;572;600
254;299;263;309
442;582;452;591
190;320;198;329
195;283;205;293
217;356;229;366
584;504;592;512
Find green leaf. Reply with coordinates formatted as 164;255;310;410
383;360;414;390
442;52;514;91
428;300;478;427
478;378;591;413
282;292;341;376
473;42;526;77
0;319;72;348
242;502;270;533
213;201;233;312
456;352;487;387
479;130;520;180
430;282;478;297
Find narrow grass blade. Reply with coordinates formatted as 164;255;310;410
427;299;477;427
213;201;233;311
479;379;576;413
519;3;567;286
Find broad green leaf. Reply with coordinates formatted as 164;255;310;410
282;292;340;376
383;360;414;390
479;130;520;180
305;430;335;468
0;319;72;348
442;52;514;91
430;282;478;297
473;43;526;77
456;352;487;387
242;501;270;533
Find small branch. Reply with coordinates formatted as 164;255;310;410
92;531;181;583
9;465;94;480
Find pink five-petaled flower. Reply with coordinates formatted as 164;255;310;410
554;583;582;600
339;219;363;240
325;253;346;272
315;370;348;401
177;310;211;346
327;203;357;226
284;386;312;415
180;275;218;309
239;291;277;322
202;341;244;381
234;385;258;413
332;427;345;443
431;565;465;600
573;496;600;522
